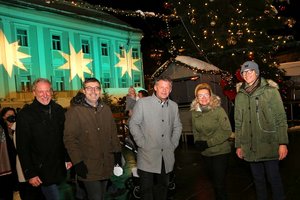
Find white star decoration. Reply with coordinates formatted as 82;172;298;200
58;42;93;81
115;48;140;78
0;30;30;77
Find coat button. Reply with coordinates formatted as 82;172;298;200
162;134;164;137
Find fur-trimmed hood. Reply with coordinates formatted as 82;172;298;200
190;94;221;111
236;77;279;92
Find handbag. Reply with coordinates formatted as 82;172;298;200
0;127;12;176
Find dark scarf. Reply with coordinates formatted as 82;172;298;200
33;98;52;120
244;77;260;94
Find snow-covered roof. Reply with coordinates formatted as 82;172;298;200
0;0;142;33
175;56;220;71
279;61;300;76
151;55;220;79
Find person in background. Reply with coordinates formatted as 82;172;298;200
137;90;149;99
129;76;182;200
64;78;122;200
190;83;232;200
235;61;288;200
0;107;17;200
16;78;72;200
1;107;17;140
125;86;137;117
7;106;45;200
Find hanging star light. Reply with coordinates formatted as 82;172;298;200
0;29;30;77
58;42;93;81
115;48;140;78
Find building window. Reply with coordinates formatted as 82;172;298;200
101;43;108;56
20;76;31;92
55;78;64;91
119;46;125;58
52;35;61;50
16;29;28;47
82;39;90;54
103;73;110;88
132;48;139;59
121;77;127;88
133;74;141;87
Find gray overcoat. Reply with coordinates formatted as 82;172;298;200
129;94;182;174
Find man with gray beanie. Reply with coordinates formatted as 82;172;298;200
240;60;260;76
235;60;288;200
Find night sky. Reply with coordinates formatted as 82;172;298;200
82;0;300;75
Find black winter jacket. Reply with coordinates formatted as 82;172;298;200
16;99;67;185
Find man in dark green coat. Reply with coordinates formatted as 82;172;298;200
235;61;288;200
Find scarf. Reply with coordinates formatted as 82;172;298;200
244;77;260;94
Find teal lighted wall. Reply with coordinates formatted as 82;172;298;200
0;1;144;100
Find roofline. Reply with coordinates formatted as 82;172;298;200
0;0;143;33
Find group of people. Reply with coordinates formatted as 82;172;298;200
0;60;288;200
127;61;288;200
0;78;122;200
189;60;288;200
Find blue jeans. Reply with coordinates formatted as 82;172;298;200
83;180;108;200
250;160;285;200
41;184;60;200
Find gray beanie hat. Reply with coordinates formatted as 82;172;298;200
240;61;259;76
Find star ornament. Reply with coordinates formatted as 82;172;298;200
58;42;93;81
0;30;30;77
115;48;140;78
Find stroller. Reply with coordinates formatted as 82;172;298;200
123;135;176;200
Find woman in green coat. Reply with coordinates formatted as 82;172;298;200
191;83;232;200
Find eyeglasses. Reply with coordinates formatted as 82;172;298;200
197;93;210;98
85;86;101;92
242;69;255;76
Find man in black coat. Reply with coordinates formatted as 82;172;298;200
16;78;72;200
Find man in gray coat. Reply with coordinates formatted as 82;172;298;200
129;76;182;200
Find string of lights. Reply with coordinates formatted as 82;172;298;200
45;0;179;20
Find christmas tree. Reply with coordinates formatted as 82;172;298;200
163;0;296;99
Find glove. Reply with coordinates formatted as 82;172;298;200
114;152;122;166
74;161;88;178
195;140;208;151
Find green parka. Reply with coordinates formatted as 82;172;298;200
234;77;288;162
191;95;232;157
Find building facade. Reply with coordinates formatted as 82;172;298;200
0;0;144;107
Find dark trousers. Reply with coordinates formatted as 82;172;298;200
250;160;285;200
19;182;45;200
203;153;230;200
0;174;14;200
83;180;108;200
138;160;170;200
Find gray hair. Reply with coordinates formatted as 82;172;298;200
154;76;173;87
32;78;52;91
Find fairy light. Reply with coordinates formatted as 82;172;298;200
45;0;179;20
